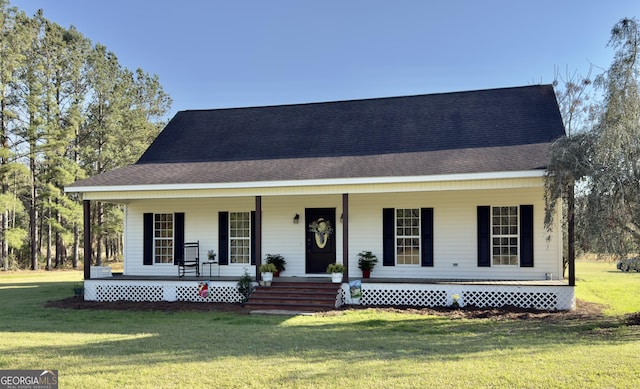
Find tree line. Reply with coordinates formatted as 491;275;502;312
1;1;171;270
3;3;637;273
547;17;640;263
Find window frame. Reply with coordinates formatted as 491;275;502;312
229;211;251;265
491;206;519;266
153;213;174;265
395;208;421;266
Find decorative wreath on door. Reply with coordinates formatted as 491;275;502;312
308;218;334;249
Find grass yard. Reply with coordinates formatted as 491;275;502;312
575;260;640;315
1;261;639;388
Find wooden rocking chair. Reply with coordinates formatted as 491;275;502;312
178;241;200;277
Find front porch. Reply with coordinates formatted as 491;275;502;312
83;275;575;311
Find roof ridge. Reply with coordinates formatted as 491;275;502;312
177;84;553;113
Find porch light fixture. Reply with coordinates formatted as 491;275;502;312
340;214;343;223
293;214;300;224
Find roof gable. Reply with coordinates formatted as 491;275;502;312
136;85;565;164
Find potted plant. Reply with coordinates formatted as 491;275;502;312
326;263;345;283
265;254;286;277
259;263;277;286
357;250;378;279
207;250;216;260
72;283;84;297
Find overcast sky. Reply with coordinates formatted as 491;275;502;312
10;0;640;118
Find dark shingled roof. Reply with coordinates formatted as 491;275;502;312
69;85;565;188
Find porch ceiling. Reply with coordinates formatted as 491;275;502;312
68;167;546;202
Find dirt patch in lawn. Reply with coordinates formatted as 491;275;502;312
625;312;640;326
335;300;608;322
45;297;619;323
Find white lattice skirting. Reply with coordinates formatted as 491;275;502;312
84;280;246;303
341;283;575;310
85;280;575;310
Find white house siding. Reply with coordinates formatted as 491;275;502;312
261;195;344;277
120;182;562;281
124;197;255;277
347;187;561;281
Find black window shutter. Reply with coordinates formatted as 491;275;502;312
250;211;256;266
421;208;434;267
143;213;153;265
520;205;534;267
477;206;491;267
218;212;229;265
174;213;185;265
382;208;395;266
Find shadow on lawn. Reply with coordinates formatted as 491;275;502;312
18;300;639;369
3;280;639;368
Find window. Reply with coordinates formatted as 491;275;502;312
154;213;174;264
229;212;250;264
491;206;518;265
396;208;420;265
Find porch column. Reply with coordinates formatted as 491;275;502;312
83;200;91;280
255;196;262;281
342;193;349;282
567;183;575;286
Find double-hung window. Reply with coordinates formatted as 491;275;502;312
154;213;174;264
229;212;251;264
478;205;533;268
383;207;433;267
491;206;518;266
396;208;420;265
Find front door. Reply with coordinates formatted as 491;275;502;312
305;208;336;274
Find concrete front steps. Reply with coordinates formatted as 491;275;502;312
245;281;341;312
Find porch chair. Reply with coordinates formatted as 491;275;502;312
178;241;200;277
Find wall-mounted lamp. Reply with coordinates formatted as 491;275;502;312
293;214;300;224
340;213;343;223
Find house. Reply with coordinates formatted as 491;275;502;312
66;85;575;310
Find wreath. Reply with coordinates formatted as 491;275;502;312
308;218;333;249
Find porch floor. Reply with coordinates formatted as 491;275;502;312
93;274;569;286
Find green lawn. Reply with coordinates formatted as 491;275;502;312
1;262;639;388
575;260;640;315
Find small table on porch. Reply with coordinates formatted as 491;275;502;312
202;259;219;277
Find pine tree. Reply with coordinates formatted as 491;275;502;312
1;2;171;269
0;0;23;269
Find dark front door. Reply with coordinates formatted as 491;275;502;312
305;208;336;274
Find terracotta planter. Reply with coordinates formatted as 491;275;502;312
362;269;371;279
